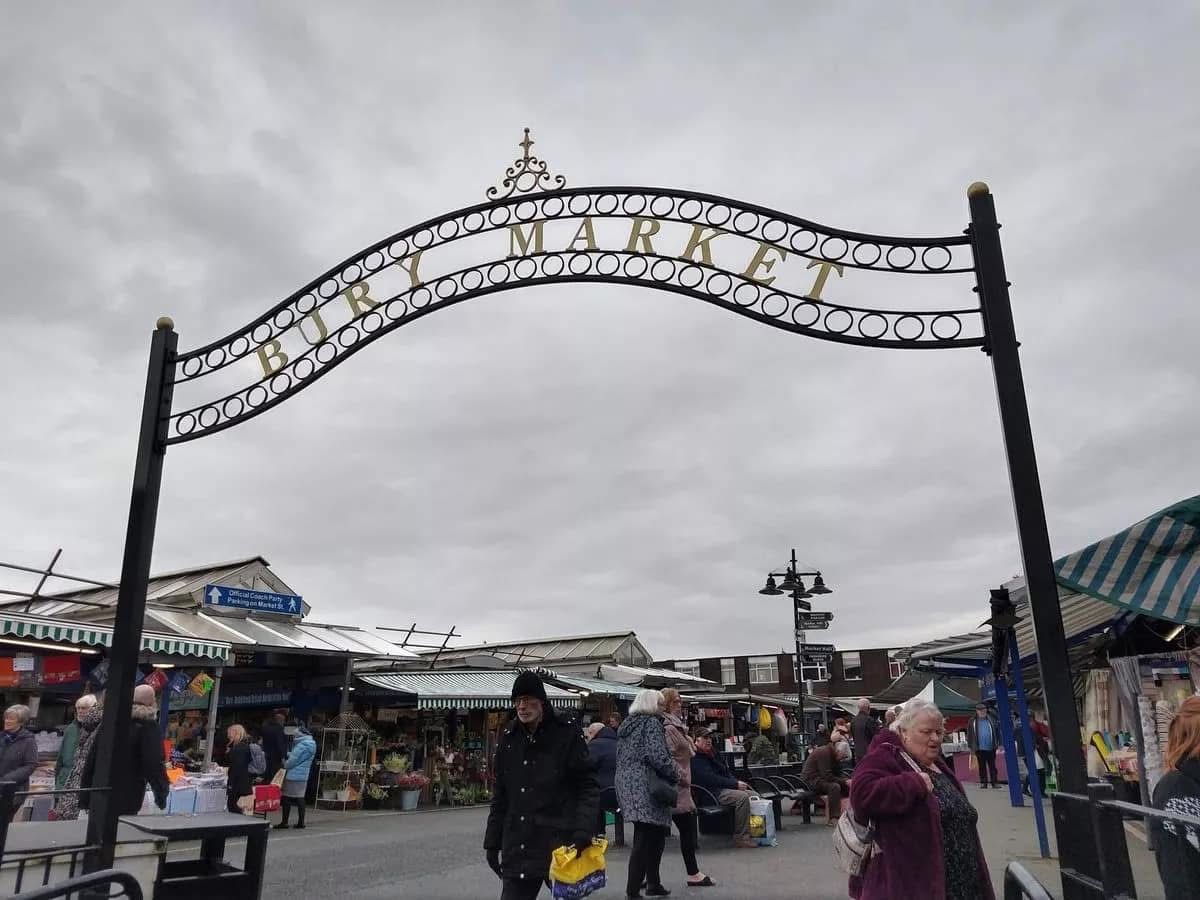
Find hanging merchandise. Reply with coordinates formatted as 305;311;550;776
143;669;169;691
0;659;18;689
41;654;82;686
772;710;789;737
758;706;772;731
188;672;215;696
168;670;192;695
87;657;111;688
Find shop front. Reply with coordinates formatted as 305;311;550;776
354;671;584;810
0;609;231;819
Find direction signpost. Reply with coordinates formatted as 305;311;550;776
795;611;834;630
799;642;836;663
204;584;303;617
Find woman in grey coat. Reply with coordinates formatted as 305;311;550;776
616;689;677;898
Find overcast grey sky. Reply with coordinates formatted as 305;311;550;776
2;2;1197;661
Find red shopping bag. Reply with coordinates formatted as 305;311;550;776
253;784;281;814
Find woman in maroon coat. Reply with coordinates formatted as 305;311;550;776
848;698;993;900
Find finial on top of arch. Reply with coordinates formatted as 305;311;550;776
485;127;568;201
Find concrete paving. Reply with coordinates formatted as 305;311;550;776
200;789;1168;898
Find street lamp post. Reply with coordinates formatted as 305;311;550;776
759;549;832;752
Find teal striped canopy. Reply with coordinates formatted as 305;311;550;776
1055;495;1200;625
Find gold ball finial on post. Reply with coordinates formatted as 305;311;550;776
967;181;991;198
156;316;175;331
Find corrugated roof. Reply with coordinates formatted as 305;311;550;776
143;607;417;659
422;632;646;666
539;673;640;699
358;671;582;709
4;557;305;619
903;583;1123;668
598;664;720;687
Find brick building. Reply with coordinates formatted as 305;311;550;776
654;647;908;700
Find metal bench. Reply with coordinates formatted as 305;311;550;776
773;774;817;824
597;786;625;848
690;785;734;835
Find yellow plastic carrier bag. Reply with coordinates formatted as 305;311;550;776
549;838;607;900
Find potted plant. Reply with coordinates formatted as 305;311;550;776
363;782;389;811
395;771;430;810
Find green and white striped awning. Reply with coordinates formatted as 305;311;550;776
1055;495;1200;626
0;612;231;663
358;671;582;710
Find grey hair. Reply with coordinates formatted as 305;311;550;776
75;694;98;710
4;704;31;726
628;688;664;717
857;697;871;712
893;698;944;733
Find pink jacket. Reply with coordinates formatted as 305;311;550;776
663;713;694;814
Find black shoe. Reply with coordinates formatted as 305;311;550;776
626;894;643;899
295;823;306;829
274;823;289;830
646;887;671;897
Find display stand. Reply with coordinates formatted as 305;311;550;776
315;713;372;810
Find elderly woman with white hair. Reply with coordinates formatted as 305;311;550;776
0;705;39;801
616;688;677;899
848;698;993;900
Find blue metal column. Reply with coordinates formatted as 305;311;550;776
993;677;1024;807
1010;634;1050;858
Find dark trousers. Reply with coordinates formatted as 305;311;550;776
279;796;306;826
975;749;998;786
627;822;668;895
672;811;700;877
816;778;849;818
500;876;545;899
595;806;607;838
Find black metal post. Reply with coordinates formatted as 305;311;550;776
790;550;807;743
1085;782;1137;898
967;183;1085;796
84;318;177;872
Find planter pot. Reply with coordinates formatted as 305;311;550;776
399;789;420;811
362;796;383;810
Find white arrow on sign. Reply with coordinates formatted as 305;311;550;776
208;586;223;604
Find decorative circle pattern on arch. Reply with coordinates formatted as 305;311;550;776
165;187;984;445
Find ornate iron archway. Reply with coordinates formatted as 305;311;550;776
86;131;1085;877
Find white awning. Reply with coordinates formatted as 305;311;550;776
358;671;582;709
0;611;231;663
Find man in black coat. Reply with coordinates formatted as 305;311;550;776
260;711;287;782
849;698;879;764
485;671;598;900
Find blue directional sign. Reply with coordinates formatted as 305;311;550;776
204;584;302;617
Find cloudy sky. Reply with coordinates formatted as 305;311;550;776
2;2;1197;662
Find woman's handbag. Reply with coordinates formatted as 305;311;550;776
831;806;875;875
832;750;925;876
270;769;286;788
647;766;677;807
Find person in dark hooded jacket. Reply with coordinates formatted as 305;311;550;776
586;722;619;836
82;684;169;815
485;671;598;900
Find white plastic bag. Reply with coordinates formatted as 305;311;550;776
748;795;777;846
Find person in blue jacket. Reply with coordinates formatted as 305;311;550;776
276;721;316;829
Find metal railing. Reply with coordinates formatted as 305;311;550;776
1051;780;1200;899
1004;862;1054;900
6;870;143;900
0;781;112;896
